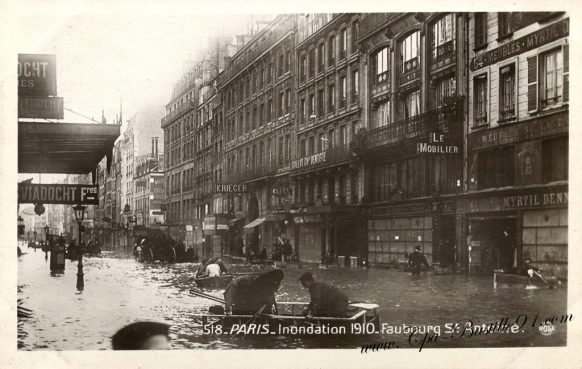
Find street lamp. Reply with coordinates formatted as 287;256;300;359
73;204;86;292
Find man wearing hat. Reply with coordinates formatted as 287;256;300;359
111;321;171;350
298;272;349;318
408;245;430;276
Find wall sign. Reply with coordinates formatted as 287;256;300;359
470;111;568;150
18;96;63;119
290;152;326;170
466;186;568;212
470;18;569;72
417;132;460;154
18;184;99;205
18;54;57;97
215;184;248;193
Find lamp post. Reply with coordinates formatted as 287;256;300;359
73;204;86;292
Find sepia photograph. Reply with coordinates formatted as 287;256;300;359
1;1;581;368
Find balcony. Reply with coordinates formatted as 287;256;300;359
352;96;463;155
161;100;195;127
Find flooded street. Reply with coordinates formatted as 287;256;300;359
18;250;567;350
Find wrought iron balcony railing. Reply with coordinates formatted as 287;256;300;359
352;96;463;154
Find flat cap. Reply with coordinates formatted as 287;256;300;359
111;321;170;350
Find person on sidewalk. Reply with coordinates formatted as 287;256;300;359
111;321;171;350
299;272;349;318
408;245;429;276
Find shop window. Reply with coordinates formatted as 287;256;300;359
473;74;488;127
435;76;456;108
432;13;456;60
499;64;516;121
477;147;515;188
542;137;568;182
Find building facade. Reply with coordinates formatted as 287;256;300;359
221;14;298;259
291;13;365;265
464;12;569;277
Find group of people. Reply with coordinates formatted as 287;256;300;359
196;257;228;278
246;238;294;263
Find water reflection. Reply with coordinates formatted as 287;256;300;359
18;251;566;350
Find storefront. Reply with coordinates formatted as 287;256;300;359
462;185;568;278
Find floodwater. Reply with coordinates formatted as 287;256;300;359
17;250;568;350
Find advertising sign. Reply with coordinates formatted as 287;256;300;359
18;96;64;119
18;54;57;96
18;184;99;205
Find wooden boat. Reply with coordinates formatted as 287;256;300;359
193;302;381;336
194;274;234;289
493;271;561;289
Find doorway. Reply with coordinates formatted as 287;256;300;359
471;217;517;273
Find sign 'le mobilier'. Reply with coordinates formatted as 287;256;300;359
18;184;99;205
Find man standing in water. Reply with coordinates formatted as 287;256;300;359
408;245;429;276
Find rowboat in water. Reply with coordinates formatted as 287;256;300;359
194;274;234;289
193;301;381;336
493;271;561;289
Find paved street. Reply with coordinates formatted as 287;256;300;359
18;250;567;350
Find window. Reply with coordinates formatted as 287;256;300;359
499;64;516;120
308;136;315;155
498;13;512;38
328;84;335;111
375;47;388;83
478;147;515;188
318;132;325;152
352;69;359;98
474;13;488;47
299;138;306;157
328;128;335;148
402;90;420;119
300;55;307;82
540;49;563;108
473;75;488;126
432;14;455;59
340;125;347;146
267;99;273;122
340;28;347;59
278;54;284;77
339;76;347;108
309;49;315;78
286;89;291;113
328;36;335;66
309;94;315;117
351;20;359;50
400;31;420;72
542;137;568;182
279;92;285;117
435;76;456;108
267;62;273;83
318;89;325;116
300;97;306;122
286;50;291;72
375;100;390;128
318;43;325;72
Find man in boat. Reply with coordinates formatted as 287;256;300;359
224;269;284;315
521;258;544;281
196;259;209;277
408;245;429;276
215;257;228;274
205;259;222;277
260;247;268;260
299;272;349;318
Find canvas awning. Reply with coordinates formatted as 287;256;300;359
264;213;287;222
243;217;265;229
18;121;120;174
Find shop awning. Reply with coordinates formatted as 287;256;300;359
19;121;120;174
228;217;246;227
243;217;266;229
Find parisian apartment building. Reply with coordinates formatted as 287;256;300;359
151;12;568;277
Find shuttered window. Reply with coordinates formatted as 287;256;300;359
540;49;563;108
473;74;488;126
